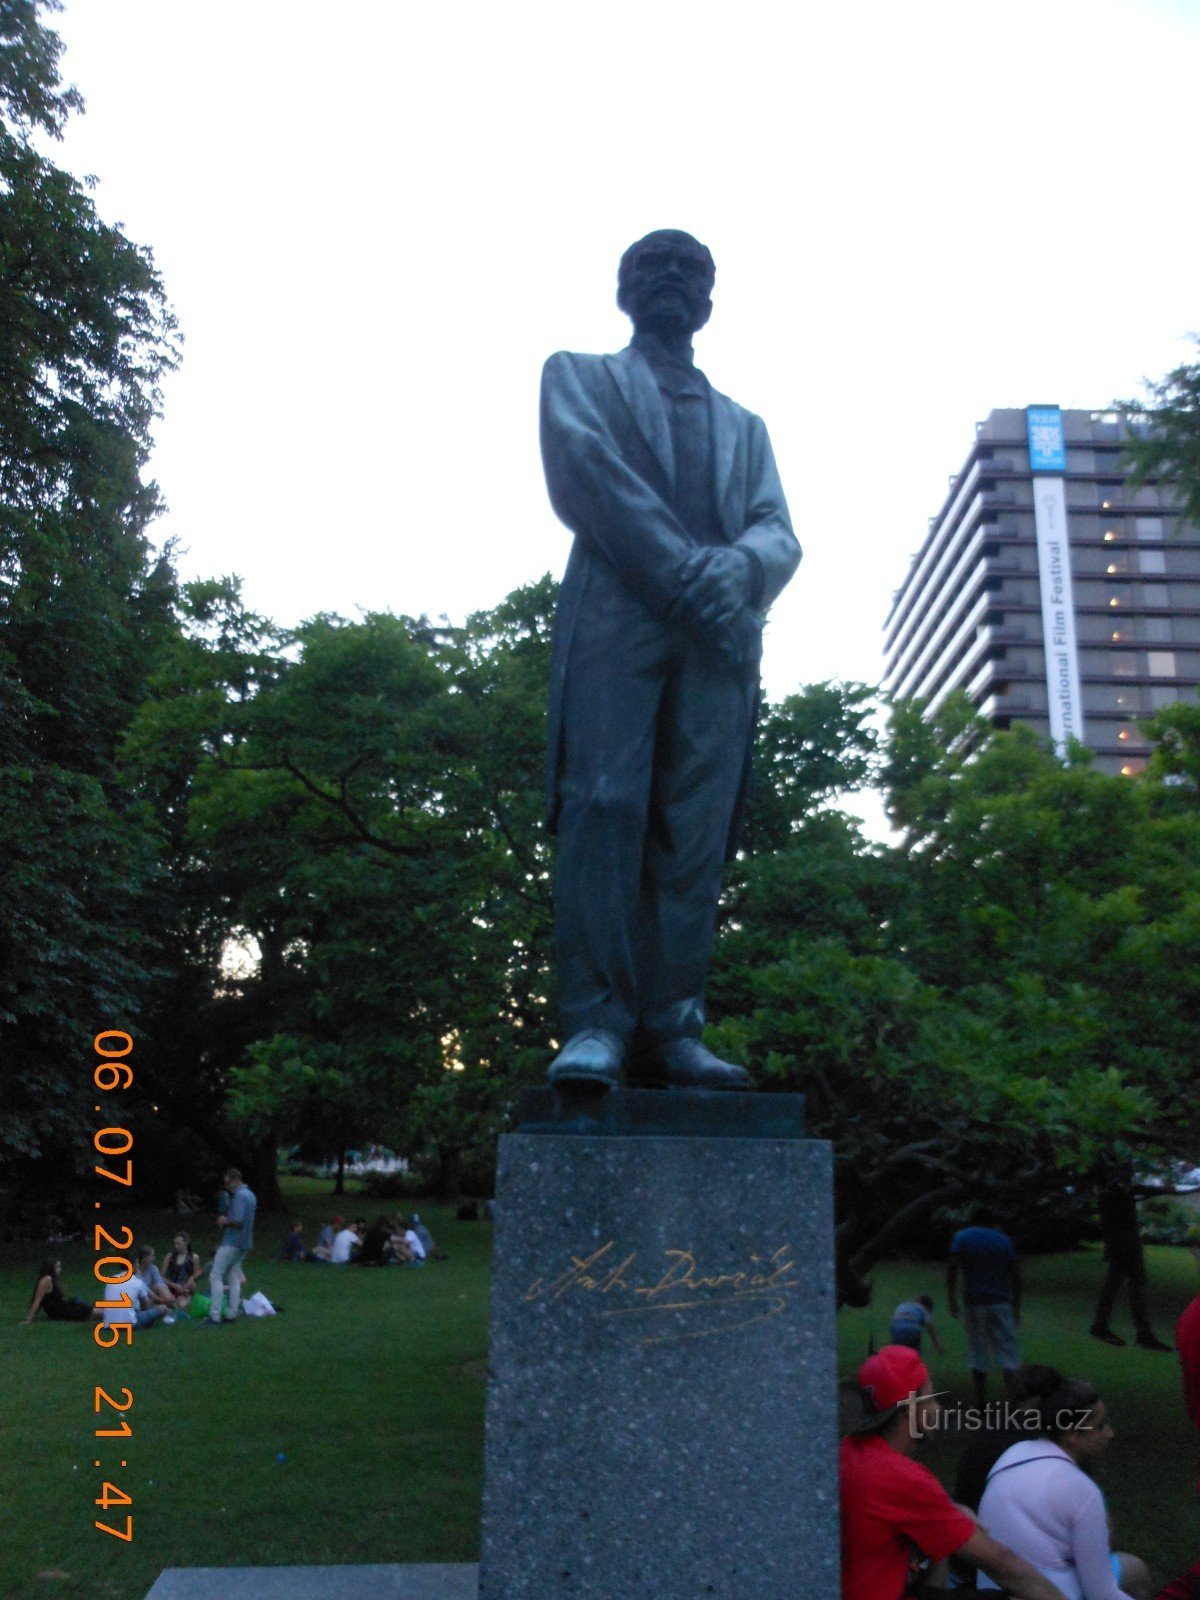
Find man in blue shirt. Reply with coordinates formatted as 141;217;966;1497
947;1210;1023;1408
206;1168;256;1326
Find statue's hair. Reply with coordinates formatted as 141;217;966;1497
618;230;715;295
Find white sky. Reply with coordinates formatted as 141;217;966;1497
52;0;1200;716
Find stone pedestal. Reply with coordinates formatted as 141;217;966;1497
478;1090;838;1600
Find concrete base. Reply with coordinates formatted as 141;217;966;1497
145;1565;478;1599
479;1101;839;1600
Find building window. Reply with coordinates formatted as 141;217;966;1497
1105;555;1131;576
1112;652;1137;676
1145;617;1171;644
1098;484;1122;510
1142;584;1170;608
1147;651;1177;677
1150;686;1177;710
1114;687;1144;712
1136;517;1164;541
1120;759;1147;777
1138;547;1166;575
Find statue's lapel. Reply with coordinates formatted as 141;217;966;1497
711;390;740;525
605;348;674;486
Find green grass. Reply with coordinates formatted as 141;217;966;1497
3;1184;1197;1600
3;1184;492;1600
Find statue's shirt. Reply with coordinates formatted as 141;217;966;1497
631;331;721;546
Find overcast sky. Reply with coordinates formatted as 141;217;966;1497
52;0;1200;719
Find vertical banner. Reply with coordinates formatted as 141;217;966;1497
1026;407;1084;754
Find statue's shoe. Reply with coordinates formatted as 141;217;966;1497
547;1028;626;1091
627;1038;752;1091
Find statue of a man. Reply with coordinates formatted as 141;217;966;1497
540;229;799;1092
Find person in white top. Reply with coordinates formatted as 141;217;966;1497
978;1374;1150;1600
102;1273;167;1329
330;1224;361;1264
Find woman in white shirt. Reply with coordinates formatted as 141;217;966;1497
978;1373;1149;1600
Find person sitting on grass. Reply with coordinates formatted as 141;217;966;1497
21;1259;99;1325
407;1214;435;1256
311;1217;340;1262
163;1232;201;1303
977;1372;1151;1600
278;1221;308;1262
889;1293;944;1355
330;1219;361;1264
134;1246;176;1308
358;1217;393;1266
101;1268;167;1330
840;1345;1071;1600
388;1219;416;1264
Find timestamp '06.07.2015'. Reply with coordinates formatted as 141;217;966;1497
91;1028;136;1543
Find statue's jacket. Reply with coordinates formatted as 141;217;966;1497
540;343;801;857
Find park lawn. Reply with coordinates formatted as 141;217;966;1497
3;1185;493;1600
3;1183;1197;1600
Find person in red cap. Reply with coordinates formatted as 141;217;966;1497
840;1345;1071;1600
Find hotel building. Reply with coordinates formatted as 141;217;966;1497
883;406;1200;775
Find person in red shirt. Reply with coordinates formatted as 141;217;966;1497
840;1345;1071;1600
1178;1246;1200;1490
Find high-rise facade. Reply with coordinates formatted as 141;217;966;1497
883;406;1200;775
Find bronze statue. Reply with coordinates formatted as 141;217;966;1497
541;229;799;1092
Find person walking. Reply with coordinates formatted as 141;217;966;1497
1090;1171;1172;1351
948;1209;1024;1407
889;1294;944;1355
206;1168;255;1326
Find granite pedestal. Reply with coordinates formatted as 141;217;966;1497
145;1565;478;1598
479;1089;838;1600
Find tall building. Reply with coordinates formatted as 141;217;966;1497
883;406;1200;776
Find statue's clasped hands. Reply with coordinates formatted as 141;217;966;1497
669;548;763;664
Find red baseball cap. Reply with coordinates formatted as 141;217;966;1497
853;1345;929;1430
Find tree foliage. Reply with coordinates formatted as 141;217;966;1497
1119;337;1200;527
0;0;180;1170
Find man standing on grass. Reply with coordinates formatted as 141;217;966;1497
207;1168;255;1325
947;1209;1024;1408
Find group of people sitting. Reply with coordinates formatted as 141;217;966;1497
23;1233;206;1328
277;1213;438;1266
842;1345;1157;1600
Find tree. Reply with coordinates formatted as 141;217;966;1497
710;696;1200;1294
1119;338;1200;526
0;0;180;1171
122;578;560;1197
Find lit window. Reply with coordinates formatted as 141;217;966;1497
1148;651;1177;677
1109;597;1120;607
1104;530;1117;542
1106;564;1120;574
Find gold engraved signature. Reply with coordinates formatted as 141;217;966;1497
522;1242;800;1344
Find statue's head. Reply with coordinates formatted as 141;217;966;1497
617;229;715;339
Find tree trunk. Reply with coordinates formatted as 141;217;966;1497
333;1149;345;1196
246;1138;283;1211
